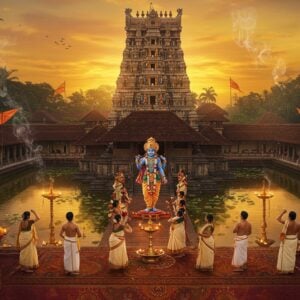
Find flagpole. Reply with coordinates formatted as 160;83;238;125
0;113;3;167
229;77;232;107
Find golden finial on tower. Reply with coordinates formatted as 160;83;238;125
150;2;154;11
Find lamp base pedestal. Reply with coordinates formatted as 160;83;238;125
255;238;275;247
136;249;165;263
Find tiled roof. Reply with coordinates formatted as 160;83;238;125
0;126;21;145
200;110;229;122
198;125;231;145
97;111;211;143
223;124;300;145
76;125;107;145
30;124;85;141
197;103;228;116
30;110;58;123
256;112;286;124
80;110;107;122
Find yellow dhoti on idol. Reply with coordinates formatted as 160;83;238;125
136;137;167;210
142;173;161;209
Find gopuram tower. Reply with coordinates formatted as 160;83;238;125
108;6;198;129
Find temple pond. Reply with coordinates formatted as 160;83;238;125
188;167;300;247
0;167;300;247
0;168;110;247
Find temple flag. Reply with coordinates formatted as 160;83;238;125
296;107;300;114
0;108;18;125
54;81;66;96
230;78;242;92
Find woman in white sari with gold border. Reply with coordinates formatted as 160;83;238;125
196;214;215;271
109;214;132;269
17;210;40;272
167;209;186;256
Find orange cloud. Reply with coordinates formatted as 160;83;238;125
0;0;299;108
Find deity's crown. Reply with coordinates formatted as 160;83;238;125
144;137;159;152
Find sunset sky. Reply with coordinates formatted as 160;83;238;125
0;0;299;107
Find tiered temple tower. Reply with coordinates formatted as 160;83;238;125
108;7;198;129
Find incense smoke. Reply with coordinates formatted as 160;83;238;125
231;7;286;85
0;37;45;182
232;7;256;50
272;58;286;86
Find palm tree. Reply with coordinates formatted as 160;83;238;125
198;87;217;104
0;67;18;97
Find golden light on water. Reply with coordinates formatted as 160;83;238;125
0;183;103;247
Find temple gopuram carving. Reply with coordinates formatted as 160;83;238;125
108;7;198;129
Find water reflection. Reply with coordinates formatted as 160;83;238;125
188;167;300;247
0;169;110;247
1;167;300;247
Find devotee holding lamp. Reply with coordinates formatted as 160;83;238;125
167;209;186;256
17;210;40;272
60;212;82;275
196;214;215;272
177;200;192;246
109;214;132;269
108;200;122;223
276;210;300;274
232;211;252;272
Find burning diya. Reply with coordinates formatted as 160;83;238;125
0;226;7;247
255;178;275;247
42;177;62;246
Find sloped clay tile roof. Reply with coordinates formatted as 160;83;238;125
255;112;286;124
30;124;85;141
197;103;228;116
97;111;210;144
198;125;231;145
30;110;58;123
223;124;300;145
76;125;107;145
80;110;107;122
200;110;229;122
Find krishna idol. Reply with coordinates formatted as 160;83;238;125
135;137;167;212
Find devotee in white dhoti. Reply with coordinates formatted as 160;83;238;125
109;214;132;269
17;210;40;272
60;212;82;275
167;209;186;256
232;211;252;272
196;214;215;271
276;210;300;274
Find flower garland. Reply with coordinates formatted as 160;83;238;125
145;156;157;195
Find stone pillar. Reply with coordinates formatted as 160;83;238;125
19;144;23;160
292;146;295;162
13;145;17;162
0;146;3;166
6;146;10;164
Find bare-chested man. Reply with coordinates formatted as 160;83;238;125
276;210;300;274
60;212;82;275
232;211;252;271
